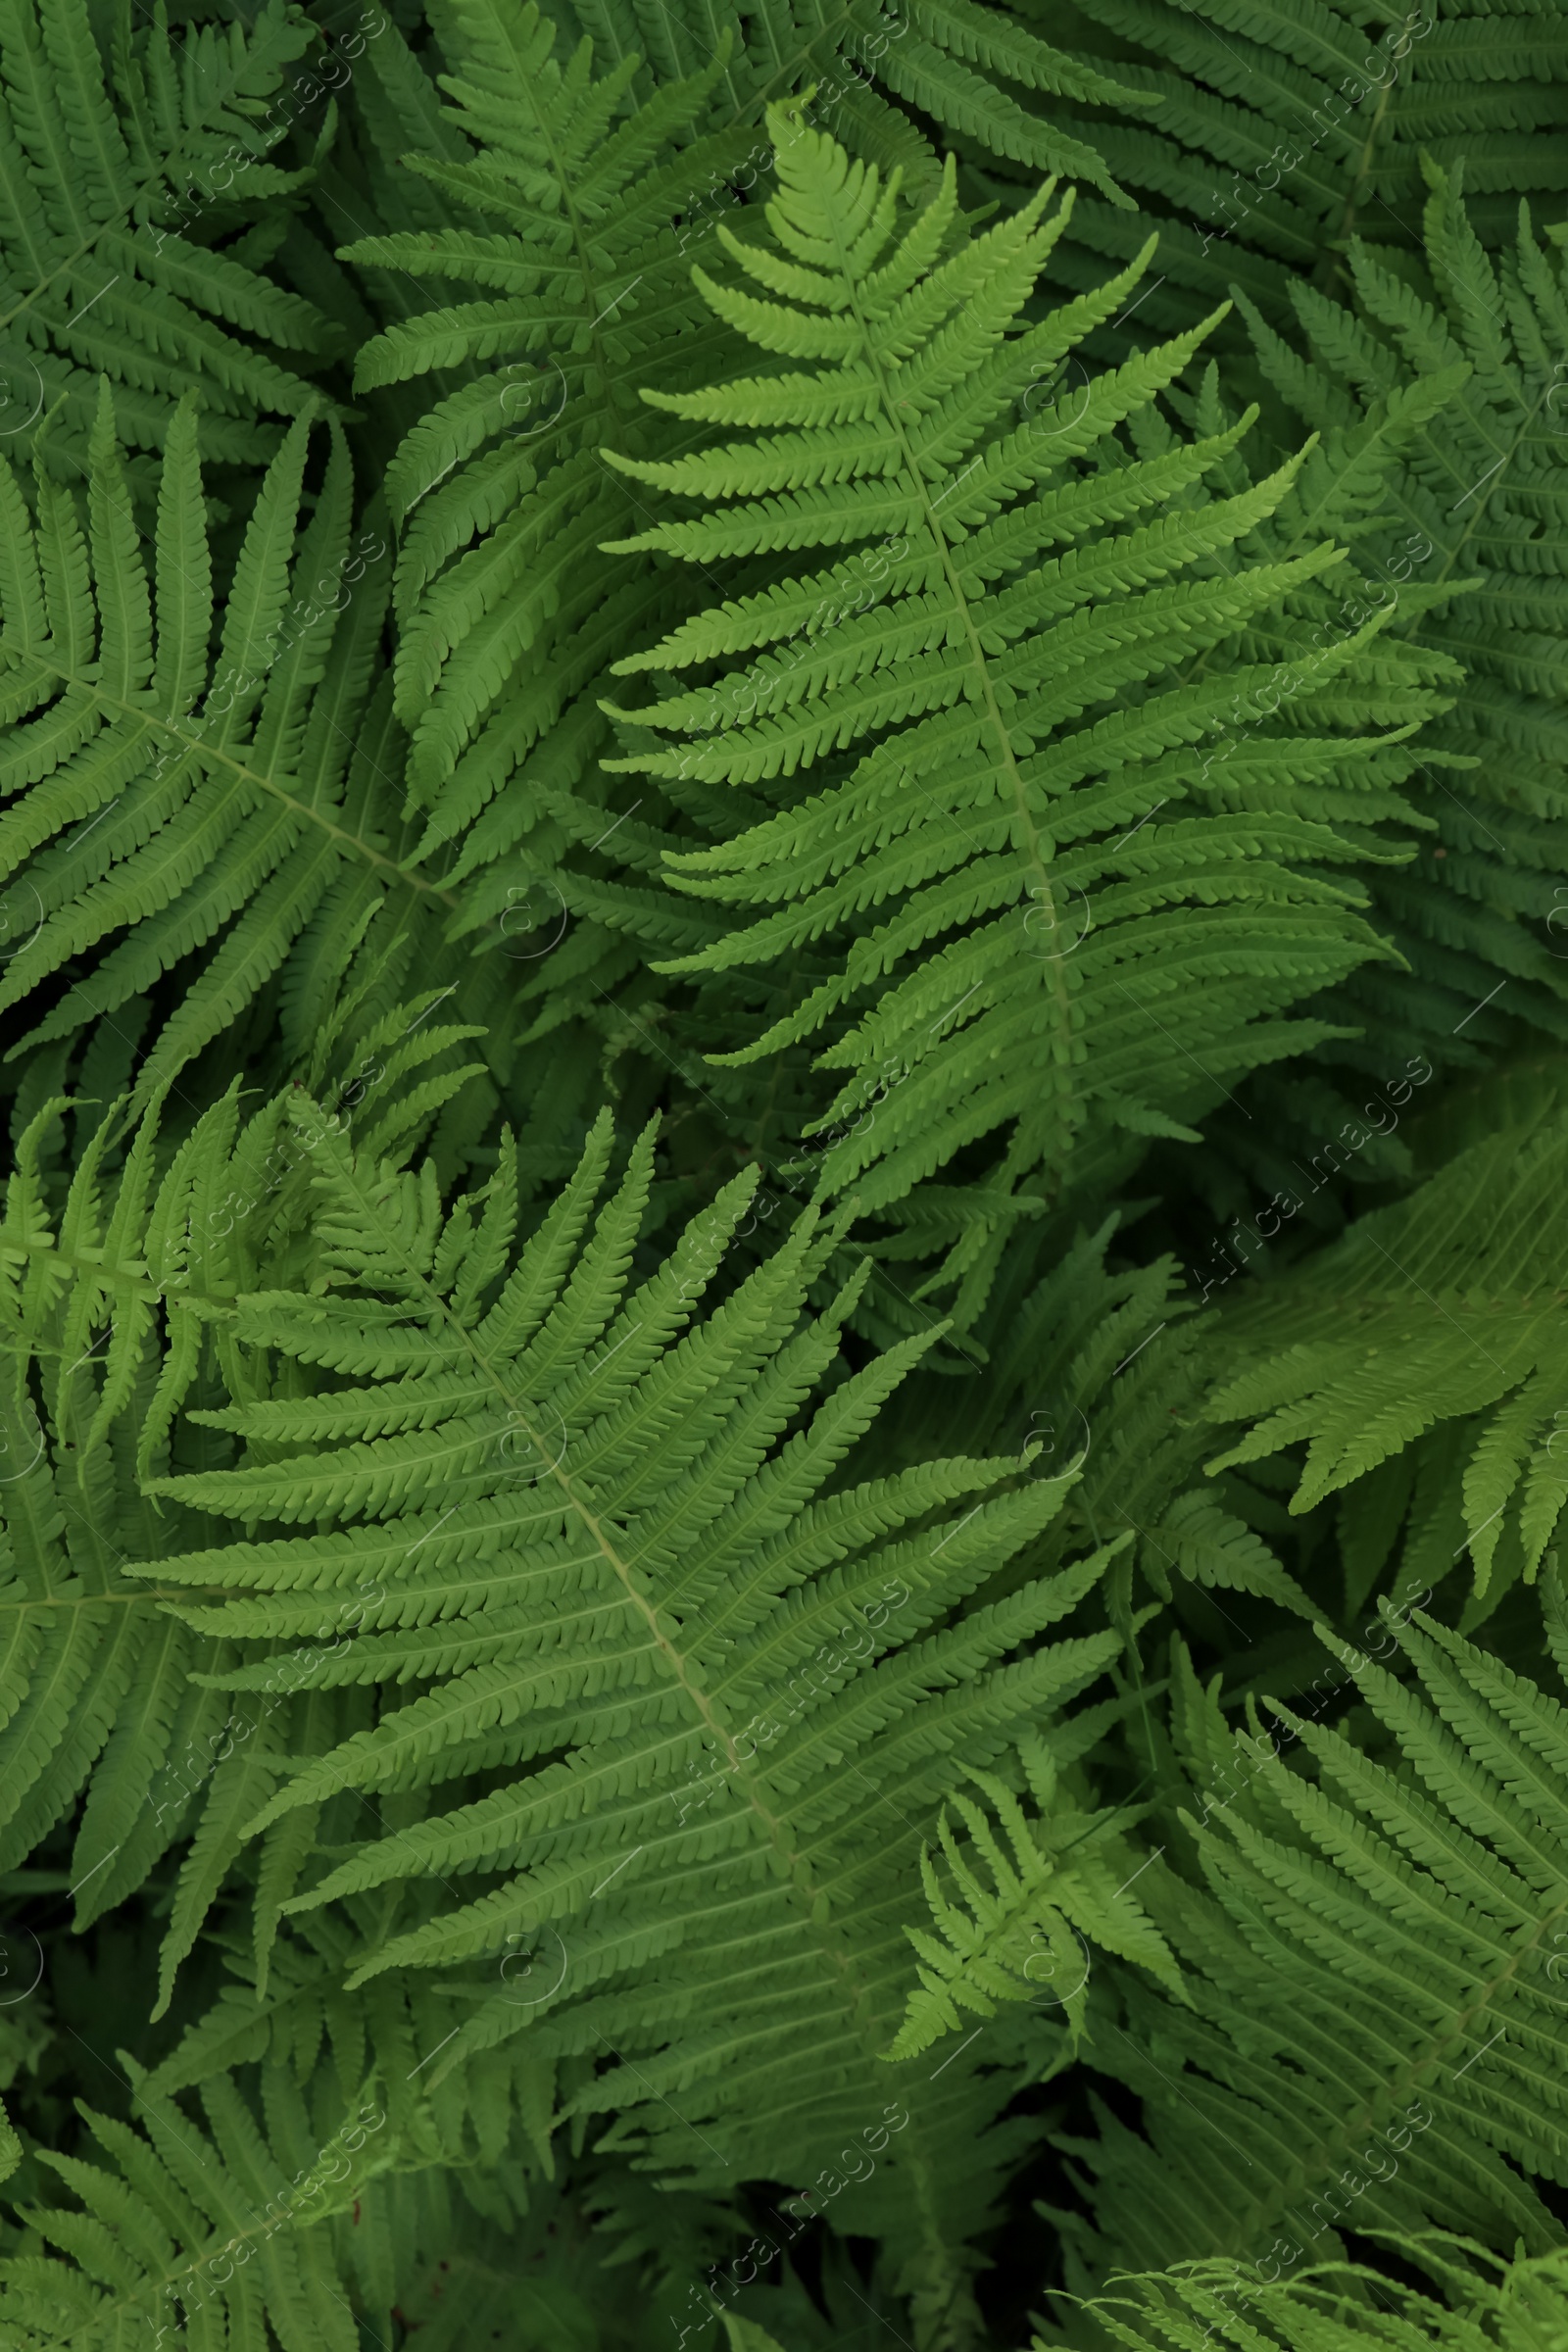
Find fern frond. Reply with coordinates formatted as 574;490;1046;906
1067;1590;1568;2284
1021;0;1568;354
131;1070;1151;2321
340;0;756;851
1057;2239;1568;2352
0;2057;394;2351
1203;1086;1568;1610
1228;170;1568;1091
0;1083;253;1910
0;385;478;1097
600;109;1452;1305
883;1733;1177;2059
0;0;345;474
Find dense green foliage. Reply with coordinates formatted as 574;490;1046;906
1;1;1566;2347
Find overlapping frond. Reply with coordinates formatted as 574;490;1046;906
0;384;481;1101
1202;1085;1568;1613
883;1735;1176;2060
129;1075;1147;2336
0;998;491;1982
557;0;1147;204
1063;1592;1568;2285
339;0;752;877
0;0;344;473
0;1085;234;1910
1051;2241;1568;2352
1020;0;1568;351
0;2057;391;2351
1230;165;1568;1073
6;6;1568;2347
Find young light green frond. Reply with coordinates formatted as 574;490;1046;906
882;1746;1178;2060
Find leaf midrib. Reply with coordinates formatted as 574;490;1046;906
24;671;458;911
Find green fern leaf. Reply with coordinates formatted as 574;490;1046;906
883;1733;1178;2060
599;108;1452;1304
0;384;474;1093
137;1073;1136;2318
0;0;345;473
1068;1589;1568;2284
1203;1086;1568;1607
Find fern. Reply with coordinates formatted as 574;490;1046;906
1017;0;1568;349
5;10;1568;2348
0;0;346;476
0;1084;234;1909
133;1078;1142;2339
0;383;484;1100
1231;165;1568;1074
0;2056;395;2351
596;108;1460;1310
1063;1588;1568;2286
883;1734;1177;2060
1202;1084;1568;1615
1053;2240;1568;2351
556;0;1151;204
338;1;752;867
